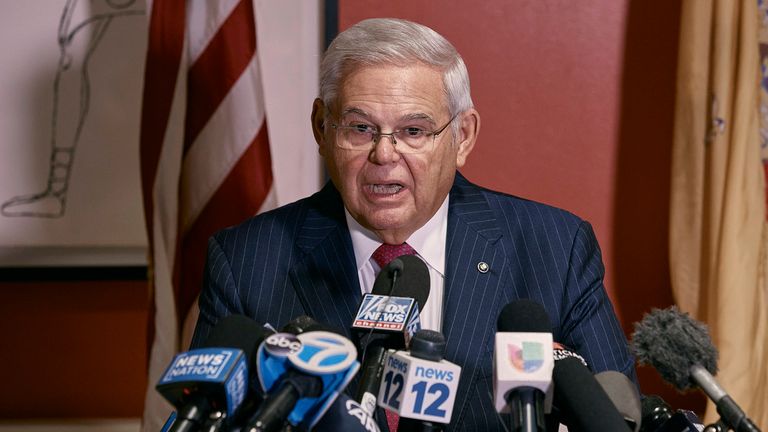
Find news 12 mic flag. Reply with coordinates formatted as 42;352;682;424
377;350;461;424
139;1;277;430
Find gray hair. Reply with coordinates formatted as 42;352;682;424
319;18;474;137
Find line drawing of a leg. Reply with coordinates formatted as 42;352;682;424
1;0;142;218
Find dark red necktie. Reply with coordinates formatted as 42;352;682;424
372;242;416;268
371;242;415;432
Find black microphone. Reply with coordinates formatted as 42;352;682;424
156;315;271;432
631;307;761;432
281;314;327;334
493;300;553;432
551;356;633;432
595;370;642;432
639;394;703;432
353;255;431;417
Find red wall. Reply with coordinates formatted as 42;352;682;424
340;0;704;413
0;280;148;418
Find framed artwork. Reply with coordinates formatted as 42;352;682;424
0;1;148;267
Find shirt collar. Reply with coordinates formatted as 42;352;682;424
345;196;449;277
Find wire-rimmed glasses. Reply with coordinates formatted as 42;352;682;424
328;113;457;154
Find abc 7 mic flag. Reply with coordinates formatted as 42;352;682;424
256;331;360;428
493;332;554;413
376;350;461;424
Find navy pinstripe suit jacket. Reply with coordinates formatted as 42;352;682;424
191;172;637;431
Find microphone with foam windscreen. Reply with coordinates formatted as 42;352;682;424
156;314;271;432
631;307;761;432
493;300;554;432
353;255;430;346
353;255;430;417
595;370;642;432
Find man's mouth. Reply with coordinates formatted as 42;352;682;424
369;183;404;195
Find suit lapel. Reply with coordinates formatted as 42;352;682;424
443;173;507;426
288;183;362;339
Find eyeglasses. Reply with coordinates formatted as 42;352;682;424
328;114;457;154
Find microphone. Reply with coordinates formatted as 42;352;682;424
312;392;382;432
493;300;554;432
353;255;430;345
353;255;431;416
245;329;360;432
281;314;327;335
551;356;632;432
595;370;642;432
207;315;330;431
156;315;270;432
377;329;461;430
631;307;761;432
639;395;703;432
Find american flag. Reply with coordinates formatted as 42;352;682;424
139;0;275;429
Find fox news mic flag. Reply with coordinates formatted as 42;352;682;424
139;1;275;430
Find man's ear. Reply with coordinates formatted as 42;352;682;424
311;98;327;155
455;108;480;168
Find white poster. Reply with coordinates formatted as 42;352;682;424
0;0;148;265
0;1;323;267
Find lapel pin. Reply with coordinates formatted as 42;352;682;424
477;261;489;273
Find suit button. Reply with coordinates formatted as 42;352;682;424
477;262;489;273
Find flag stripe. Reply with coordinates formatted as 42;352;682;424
140;0;185;254
184;0;255;154
187;0;240;64
139;0;185;361
179;126;273;327
180;54;266;232
141;1;275;430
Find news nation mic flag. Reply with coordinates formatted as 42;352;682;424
670;0;768;427
139;1;276;430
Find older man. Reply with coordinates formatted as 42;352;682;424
192;17;636;431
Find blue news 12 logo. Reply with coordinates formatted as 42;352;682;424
288;331;358;375
378;352;460;423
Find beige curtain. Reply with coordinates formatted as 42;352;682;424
670;0;768;427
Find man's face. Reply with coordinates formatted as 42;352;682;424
312;64;477;243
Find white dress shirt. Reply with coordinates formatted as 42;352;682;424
344;196;448;331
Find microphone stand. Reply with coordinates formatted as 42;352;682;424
506;387;545;432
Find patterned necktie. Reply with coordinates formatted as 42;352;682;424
372;242;416;269
371;242;415;431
